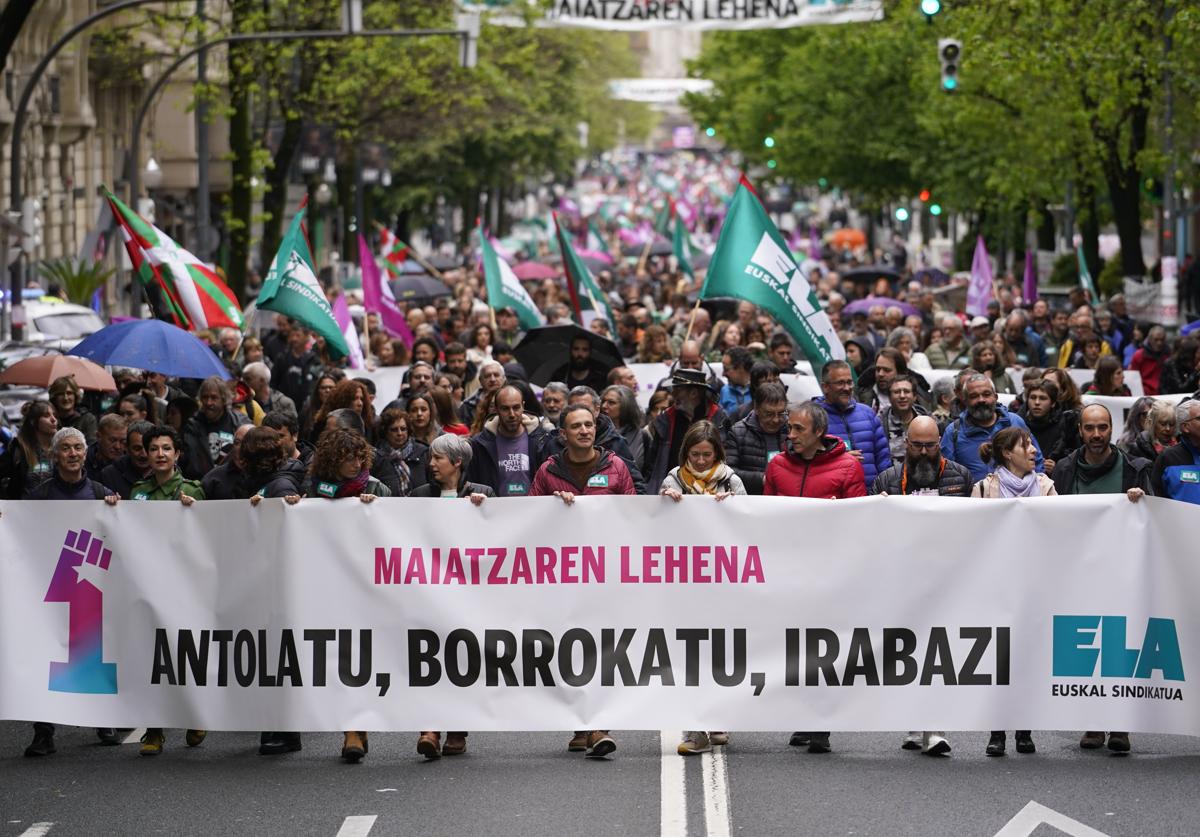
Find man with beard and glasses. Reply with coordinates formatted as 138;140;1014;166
871;415;972;757
940;373;1042;482
549;335;611;394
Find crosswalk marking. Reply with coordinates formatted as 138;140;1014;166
335;815;378;837
18;824;54;837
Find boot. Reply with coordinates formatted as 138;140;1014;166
342;731;368;763
417;731;442;759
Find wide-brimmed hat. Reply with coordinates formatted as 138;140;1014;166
665;368;712;393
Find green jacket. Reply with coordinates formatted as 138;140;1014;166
130;471;206;502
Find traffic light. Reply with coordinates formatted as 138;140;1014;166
705;127;716;137
767;159;777;169
920;0;941;19
938;39;961;92
895;207;910;222
919;189;931;202
929;203;943;216
763;136;776;149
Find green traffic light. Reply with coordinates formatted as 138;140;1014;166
763;136;775;148
920;0;941;15
929;204;943;216
767;159;777;169
705;127;716;137
895;207;910;222
942;77;958;91
818;177;828;188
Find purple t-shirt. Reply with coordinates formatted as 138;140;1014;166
494;432;532;497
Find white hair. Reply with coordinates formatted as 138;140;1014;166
51;427;87;452
1174;399;1199;427
242;361;271;383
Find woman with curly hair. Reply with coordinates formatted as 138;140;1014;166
309;379;375;445
637;324;672;363
302;428;388;762
368;332;405;367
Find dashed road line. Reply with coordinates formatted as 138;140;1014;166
335;815;378;837
660;730;687;836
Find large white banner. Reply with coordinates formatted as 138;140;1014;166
1;496;1197;734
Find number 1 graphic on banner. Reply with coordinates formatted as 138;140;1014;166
43;529;118;694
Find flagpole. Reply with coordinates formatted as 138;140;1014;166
683;296;704;342
374;221;445;282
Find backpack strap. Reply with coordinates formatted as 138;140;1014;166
91;481;108;500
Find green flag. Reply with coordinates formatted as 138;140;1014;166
701;182;845;370
673;214;694;281
555;212;616;328
478;223;546;331
1076;245;1098;305
258;207;349;358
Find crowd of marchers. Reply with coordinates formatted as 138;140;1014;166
4;249;1200;765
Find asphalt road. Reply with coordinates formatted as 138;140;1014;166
3;724;1199;836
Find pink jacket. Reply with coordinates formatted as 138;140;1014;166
530;449;637;496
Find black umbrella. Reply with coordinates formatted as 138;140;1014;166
390;274;451;304
428;254;463;271
841;264;902;285
513;324;624;387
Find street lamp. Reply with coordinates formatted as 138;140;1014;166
143;156;163;190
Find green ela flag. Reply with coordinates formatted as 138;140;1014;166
555;212;617;328
673;213;694;281
258;207;349;358
701;182;845;369
478;224;546;331
1076;245;1098;305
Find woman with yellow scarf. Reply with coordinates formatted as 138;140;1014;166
659;419;746;755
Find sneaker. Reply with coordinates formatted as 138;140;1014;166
417;731;442;760
24;728;56;757
922;732;951;756
788;732;811;747
585;730;616;759
901;731;923;751
567;731;589;752
443;732;467;756
140;729;165;756
342;731;368;763
1107;732;1131;753
708;731;730;746
807;733;831;754
1015;730;1036;754
1079;731;1106;749
185;729;207;747
985;731;1006;756
677;732;711;755
96;728;121;746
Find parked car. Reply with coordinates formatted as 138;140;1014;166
19;302;106;349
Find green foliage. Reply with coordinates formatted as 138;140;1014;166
1049;252;1078;288
1097;251;1124;297
686;0;1200;273
36;259;115;306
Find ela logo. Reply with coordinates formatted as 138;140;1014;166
1052;616;1184;681
44;529;118;694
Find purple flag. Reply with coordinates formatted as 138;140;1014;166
357;232;414;348
809;225;823;261
966;235;994;317
1023;249;1037;304
331;291;365;370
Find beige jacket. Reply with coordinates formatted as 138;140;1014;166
972;472;1058;498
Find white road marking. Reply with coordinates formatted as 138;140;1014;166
993;801;1110;837
18;824;54;837
701;743;732;837
122;728;146;745
335;815;377;837
659;730;687;837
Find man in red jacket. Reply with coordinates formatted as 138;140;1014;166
764;401;866;501
530;404;634;758
763;400;864;755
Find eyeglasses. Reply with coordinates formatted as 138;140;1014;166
908;441;939;451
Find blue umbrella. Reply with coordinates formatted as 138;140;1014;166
68;319;231;380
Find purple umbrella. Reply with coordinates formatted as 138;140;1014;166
842;296;920;319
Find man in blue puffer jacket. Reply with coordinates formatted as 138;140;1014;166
812;359;891;491
941;373;1043;481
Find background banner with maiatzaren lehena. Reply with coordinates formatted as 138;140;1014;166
0;496;1196;734
483;0;883;31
